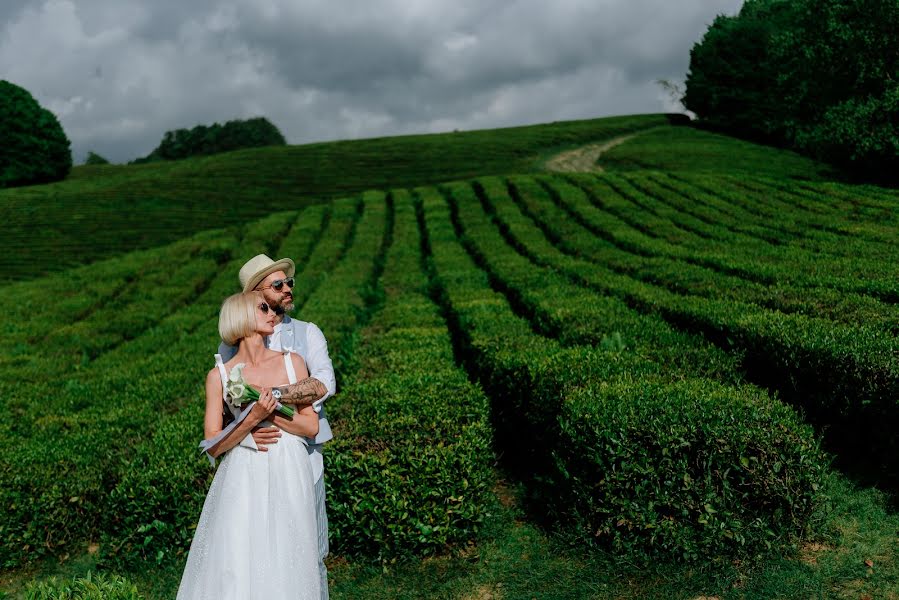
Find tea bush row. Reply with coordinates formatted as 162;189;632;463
490;179;899;473
325;192;494;560
598;174;899;296
523;176;899;334
418;186;827;560
664;173;899;246
625;174;894;256
446;179;741;383
571;174;899;302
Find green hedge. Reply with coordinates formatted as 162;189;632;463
522;175;899;334
325;192;495;560
571;173;899;303
447;178;741;383
418;185;827;559
493;175;899;476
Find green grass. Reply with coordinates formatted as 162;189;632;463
0;113;668;283
4;473;896;599
600;125;838;180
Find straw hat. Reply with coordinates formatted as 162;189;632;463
238;254;296;292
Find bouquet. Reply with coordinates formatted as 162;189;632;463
226;363;295;418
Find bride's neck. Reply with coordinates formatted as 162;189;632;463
235;333;268;366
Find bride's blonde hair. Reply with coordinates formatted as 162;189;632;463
218;292;261;346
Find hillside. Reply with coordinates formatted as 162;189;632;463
599;125;838;179
0;113;669;283
1;116;897;599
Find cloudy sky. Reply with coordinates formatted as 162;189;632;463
1;0;743;163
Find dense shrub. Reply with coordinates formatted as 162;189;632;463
529;173;899;471
24;571;142;600
0;80;72;187
418;185;828;559
553;377;826;558
133;117;286;163
685;0;899;181
323;193;494;560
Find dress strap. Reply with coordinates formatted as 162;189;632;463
214;354;229;399
283;351;298;384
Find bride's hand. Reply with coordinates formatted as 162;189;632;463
249;388;277;424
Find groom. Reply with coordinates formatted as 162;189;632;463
218;253;335;599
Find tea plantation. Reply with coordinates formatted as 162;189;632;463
1;118;897;599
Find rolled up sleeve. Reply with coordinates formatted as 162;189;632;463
304;322;336;413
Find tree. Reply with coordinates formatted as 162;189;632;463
0;80;72;188
84;151;110;165
684;0;899;181
133;117;287;163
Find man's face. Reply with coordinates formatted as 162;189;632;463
256;270;295;314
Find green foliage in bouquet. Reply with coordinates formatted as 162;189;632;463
0;80;72;188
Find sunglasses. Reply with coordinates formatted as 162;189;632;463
261;277;295;292
258;302;272;314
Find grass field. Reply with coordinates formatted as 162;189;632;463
0;114;669;284
1;115;897;599
598;125;839;180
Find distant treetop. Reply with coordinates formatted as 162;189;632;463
84;151;110;166
0;80;72;188
133;117;287;164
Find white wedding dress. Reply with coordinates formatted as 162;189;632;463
177;353;320;600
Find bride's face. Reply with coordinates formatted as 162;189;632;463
254;293;277;336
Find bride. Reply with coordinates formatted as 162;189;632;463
178;291;321;599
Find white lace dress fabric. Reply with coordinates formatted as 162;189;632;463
177;356;320;599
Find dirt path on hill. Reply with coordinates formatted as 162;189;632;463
544;133;638;173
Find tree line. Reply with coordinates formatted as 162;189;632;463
685;0;899;182
131;117;286;164
0;78;287;188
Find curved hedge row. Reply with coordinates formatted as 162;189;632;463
417;186;827;559
572;174;899;302
525;176;899;333
324;191;494;560
497;175;899;476
446;179;740;383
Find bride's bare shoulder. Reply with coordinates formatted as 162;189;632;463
286;351;308;376
206;366;222;385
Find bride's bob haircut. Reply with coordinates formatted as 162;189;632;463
219;292;260;346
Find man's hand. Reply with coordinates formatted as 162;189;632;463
251;425;282;451
273;377;328;407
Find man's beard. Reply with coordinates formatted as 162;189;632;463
274;299;295;315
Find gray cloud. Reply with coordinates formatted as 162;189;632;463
0;0;743;163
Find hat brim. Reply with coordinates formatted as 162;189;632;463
243;258;296;292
